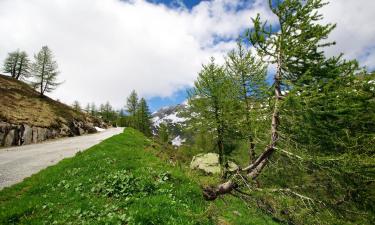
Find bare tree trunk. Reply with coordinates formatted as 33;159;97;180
40;50;47;97
16;58;24;80
11;54;19;78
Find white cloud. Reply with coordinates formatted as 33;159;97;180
0;0;270;108
320;0;375;70
0;0;374;109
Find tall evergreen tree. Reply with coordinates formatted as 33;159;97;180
3;50;30;80
225;40;268;162
90;102;97;116
84;103;91;114
188;57;238;166
72;100;81;111
136;98;152;136
126;90;139;117
126;90;139;128
31;46;61;96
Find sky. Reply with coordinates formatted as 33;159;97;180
0;0;374;112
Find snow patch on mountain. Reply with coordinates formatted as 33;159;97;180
172;135;186;146
152;104;187;128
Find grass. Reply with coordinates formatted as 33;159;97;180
0;128;278;225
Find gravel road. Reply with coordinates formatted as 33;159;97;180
0;127;124;190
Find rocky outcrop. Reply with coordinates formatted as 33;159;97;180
190;153;239;175
0;120;100;147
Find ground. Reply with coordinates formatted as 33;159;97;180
0;75;97;127
0;128;123;189
0;128;278;224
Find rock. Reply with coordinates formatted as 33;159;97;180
32;127;38;143
0;122;10;145
22;125;33;145
78;127;85;136
86;125;97;134
59;124;70;136
4;129;15;147
190;153;222;174
37;128;47;142
190;153;239;175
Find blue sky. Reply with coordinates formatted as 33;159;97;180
147;0;201;9
148;89;189;112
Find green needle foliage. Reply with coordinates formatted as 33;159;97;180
31;46;61;97
136;98;152;137
226;40;269;161
188;57;239;166
3;49;31;80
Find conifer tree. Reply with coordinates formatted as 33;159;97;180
90;103;97;116
188;57;238;166
204;0;338;200
126;90;139;128
72;100;81;112
225;40;268;162
136;98;152;136
31;46;61;96
3;50;30;80
84;103;90;114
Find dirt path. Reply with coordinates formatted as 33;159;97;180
0;127;124;190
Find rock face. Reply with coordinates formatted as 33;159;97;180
190;153;239;174
0;120;100;147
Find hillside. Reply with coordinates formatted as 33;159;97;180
0;128;277;224
0;75;105;147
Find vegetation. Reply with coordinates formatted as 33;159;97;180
188;58;238;166
30;46;61;97
0;75;99;127
180;0;375;224
3;49;30;80
136;98;152;136
1;0;373;224
0;128;277;225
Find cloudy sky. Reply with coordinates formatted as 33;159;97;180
0;0;374;111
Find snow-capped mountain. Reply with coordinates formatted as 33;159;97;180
151;102;188;146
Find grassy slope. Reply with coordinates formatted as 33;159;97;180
0;75;89;127
0;128;277;225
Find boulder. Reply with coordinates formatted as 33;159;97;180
78;127;85;136
190;153;239;174
59;124;71;136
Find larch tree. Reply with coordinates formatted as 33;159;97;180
126;90;139;128
136;98;152;136
84;103;91;114
188;57;238;167
225;40;268;162
31;46;61;97
3;50;31;80
90;103;97;116
203;0;337;200
72;100;81;112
